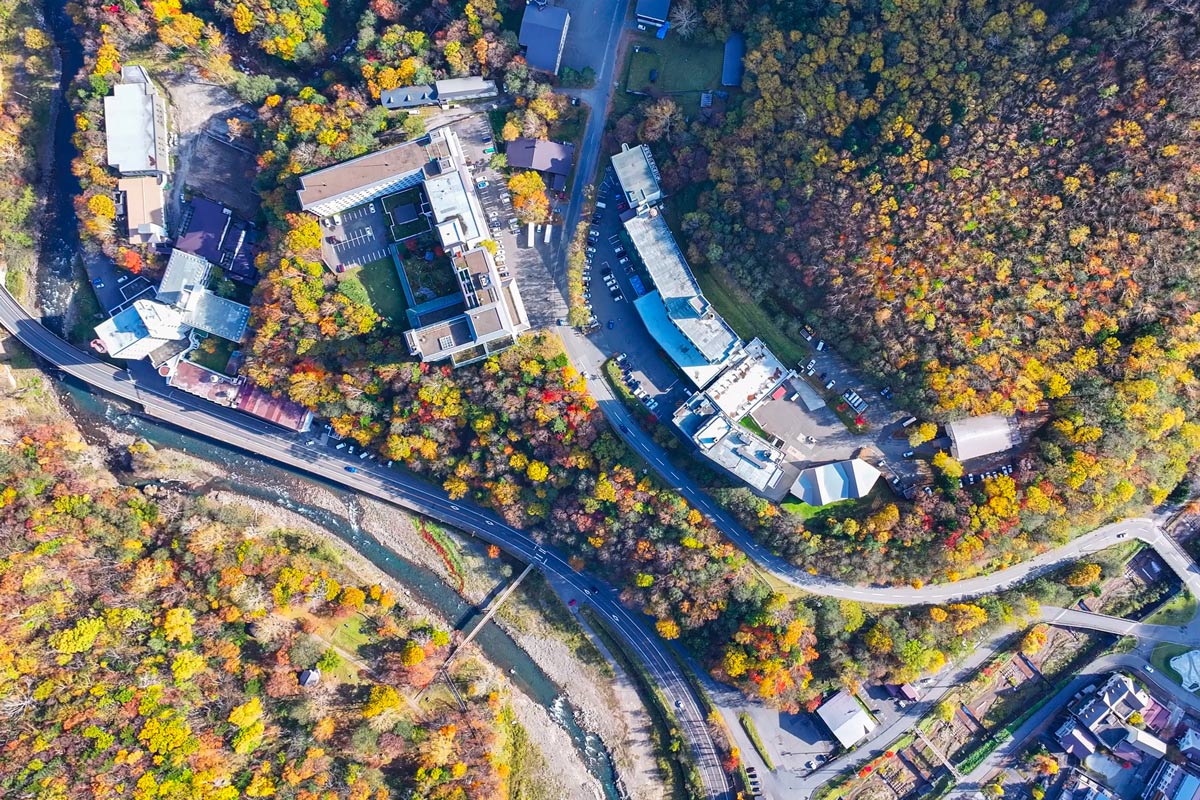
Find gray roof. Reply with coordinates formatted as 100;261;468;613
434;76;497;100
519;5;570;73
622;211;738;364
183;291;250;343
946;414;1017;461
380;85;436;109
817;691;877;749
790;459;881;506
506;138;576;175
612;144;662;208
636;0;672;23
157;249;211;311
104;73;169;175
296;136;435;212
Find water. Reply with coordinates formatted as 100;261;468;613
58;378;620;800
39;0;88;334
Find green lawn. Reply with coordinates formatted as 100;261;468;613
623;35;726;95
693;264;809;366
782;499;844;520
330;615;371;653
739;414;771;440
187;337;236;375
345;257;408;324
1145;590;1198;626
1151;642;1194;688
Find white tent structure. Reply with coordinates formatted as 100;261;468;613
1171;650;1200;692
946;414;1018;461
790;459;881;506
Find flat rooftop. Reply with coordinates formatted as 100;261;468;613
426;169;482;247
689;411;785;493
94;305;152;357
705;338;790;420
169;359;240;406
158;249;211;311
624;211;740;364
612;144;662;207
634;291;732;388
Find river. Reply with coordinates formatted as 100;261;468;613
37;1;622;795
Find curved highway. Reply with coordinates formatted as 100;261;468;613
0;289;733;800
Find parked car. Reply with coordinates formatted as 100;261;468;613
815;339;827;351
618;257;630;265
586;246;597;254
92;277;105;289
903;450;915;458
117;275;129;285
368;203;376;214
477;179;489;188
607;320;615;329
804;358;816;372
824;379;836;390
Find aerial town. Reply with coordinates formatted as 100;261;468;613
1;1;1199;800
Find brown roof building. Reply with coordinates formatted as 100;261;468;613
118;176;166;245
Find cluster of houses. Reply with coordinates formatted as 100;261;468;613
295;127;530;368
1053;672;1200;800
92;66;310;432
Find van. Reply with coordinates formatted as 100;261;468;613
527;223;535;248
596;201;607;209
901;416;918;428
544;224;553;244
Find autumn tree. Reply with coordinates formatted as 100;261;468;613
508;170;550;224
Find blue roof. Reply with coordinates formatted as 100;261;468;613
722;33;745;87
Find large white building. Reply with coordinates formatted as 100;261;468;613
946;413;1018;461
104;65;170;178
790;459;882;507
817;691;877;749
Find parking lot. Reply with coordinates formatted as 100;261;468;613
321;203;391;272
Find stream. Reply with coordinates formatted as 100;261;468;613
37;0;622;795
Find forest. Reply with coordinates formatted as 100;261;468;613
0;421;507;799
611;0;1200;584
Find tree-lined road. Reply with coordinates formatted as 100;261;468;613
0;288;734;800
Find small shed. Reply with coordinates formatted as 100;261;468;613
298;668;321;688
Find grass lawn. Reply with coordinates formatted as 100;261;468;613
1144;590;1198;626
345;257;408;324
624;34;726;95
693;263;809;366
782;498;846;520
739;413;771;440
329;615;371;653
187;337;236;374
1151;642;1195;688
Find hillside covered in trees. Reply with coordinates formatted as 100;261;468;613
644;0;1200;580
0;422;510;800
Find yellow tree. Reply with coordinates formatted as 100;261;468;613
1066;563;1101;587
508;171;550;224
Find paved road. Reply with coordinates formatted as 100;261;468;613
0;288;733;800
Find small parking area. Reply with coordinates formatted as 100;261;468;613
321;204;391;273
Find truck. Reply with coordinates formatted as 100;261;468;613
527;223;535;248
543;223;553;244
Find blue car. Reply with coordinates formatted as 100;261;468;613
92;277;104;289
344;466;358;473
607;320;614;330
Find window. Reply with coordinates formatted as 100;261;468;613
437;335;454;351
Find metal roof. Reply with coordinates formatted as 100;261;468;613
519;4;570;73
506;138;576;175
816;691;877;749
183;291;250;343
434;76;497;100
380;85;436;109
296;135;436;210
946;414;1017;461
636;0;672;23
722;33;746;86
157;249;211;311
104;78;169;175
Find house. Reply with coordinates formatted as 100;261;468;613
1142;761;1200;800
403;247;530;367
1056;719;1100;761
380;77;498;110
790;459;881;506
175;196;256;284
612;143;663;210
636;0;671;28
505;138;575;192
1180;729;1200;760
816;691;877;749
946;413;1019;461
104;65;170;178
298;668;321;687
1126;727;1169;759
1072;672;1153;732
117;176;166;245
380;84;436;110
519;4;571;74
722;33;746;86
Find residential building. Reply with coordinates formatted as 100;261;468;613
425;165;489;253
380;85;437;110
612;143;663;210
104;65;170;178
175;196;256;284
234;383;313;433
1072;672;1153;732
1143;761;1200;800
1057;719;1101;761
505;137;576;192
403;247;530;367
380;77;498;111
722;33;746;86
635;0;671;27
946;413;1019;461
116;176;166;245
790;459;881;506
816;691;877;749
1181;729;1200;760
519;4;571;74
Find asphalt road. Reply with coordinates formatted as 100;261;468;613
0;287;733;800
